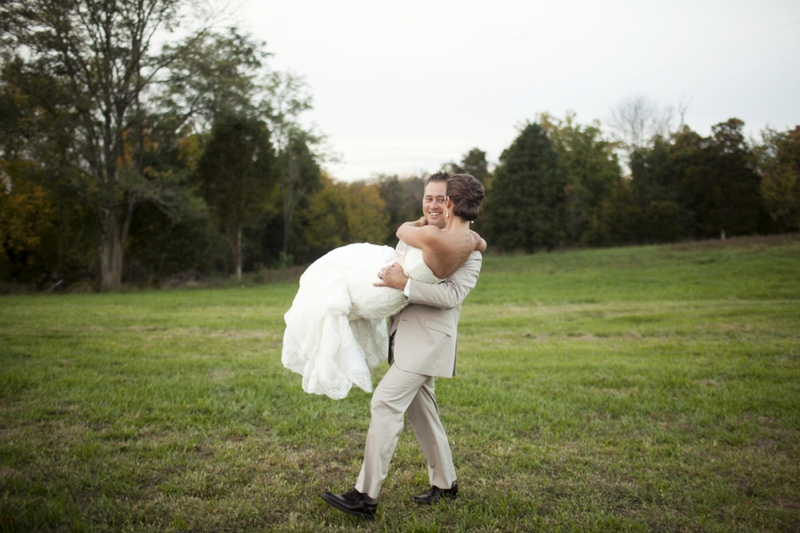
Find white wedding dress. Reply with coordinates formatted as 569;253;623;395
281;242;440;400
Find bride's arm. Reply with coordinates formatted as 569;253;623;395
472;230;487;253
396;222;442;252
397;216;427;232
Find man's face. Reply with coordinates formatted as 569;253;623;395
422;181;447;229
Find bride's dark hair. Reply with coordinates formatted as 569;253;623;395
447;174;485;221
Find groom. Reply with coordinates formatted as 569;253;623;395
321;172;483;520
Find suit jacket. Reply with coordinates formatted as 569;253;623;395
389;240;482;378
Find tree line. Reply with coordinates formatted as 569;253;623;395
482;112;799;252
1;1;798;291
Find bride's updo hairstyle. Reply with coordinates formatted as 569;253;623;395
447;174;485;221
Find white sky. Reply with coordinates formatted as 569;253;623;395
230;0;800;182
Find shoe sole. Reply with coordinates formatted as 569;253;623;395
320;493;375;521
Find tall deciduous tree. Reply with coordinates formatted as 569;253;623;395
195;115;276;280
159;28;267;133
262;71;324;259
1;0;204;290
607;94;689;170
0;163;57;280
374;174;424;246
483;123;567;252
303;177;389;254
158;28;278;279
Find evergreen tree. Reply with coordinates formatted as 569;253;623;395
681;119;763;239
629;134;694;242
757;126;800;233
483;123;567;251
598;181;642;245
461;148;490;184
540;112;622;245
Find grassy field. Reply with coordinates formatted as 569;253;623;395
1;235;799;532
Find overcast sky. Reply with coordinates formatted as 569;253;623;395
230;0;800;181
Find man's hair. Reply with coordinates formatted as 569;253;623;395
424;171;449;187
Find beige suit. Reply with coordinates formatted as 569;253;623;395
355;242;482;499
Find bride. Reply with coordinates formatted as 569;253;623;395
281;174;486;399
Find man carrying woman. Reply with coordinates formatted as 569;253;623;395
321;172;486;520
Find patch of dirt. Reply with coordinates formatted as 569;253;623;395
774;497;800;510
210;369;233;381
128;325;165;332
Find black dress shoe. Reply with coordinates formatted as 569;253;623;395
321;488;377;520
412;481;459;504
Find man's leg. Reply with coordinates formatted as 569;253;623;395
406;376;457;490
355;364;429;499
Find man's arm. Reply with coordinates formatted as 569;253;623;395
406;252;482;310
374;252;482;310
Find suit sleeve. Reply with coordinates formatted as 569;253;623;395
405;252;482;310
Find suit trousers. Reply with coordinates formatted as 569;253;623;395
355;363;457;499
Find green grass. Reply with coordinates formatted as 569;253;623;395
1;235;799;532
